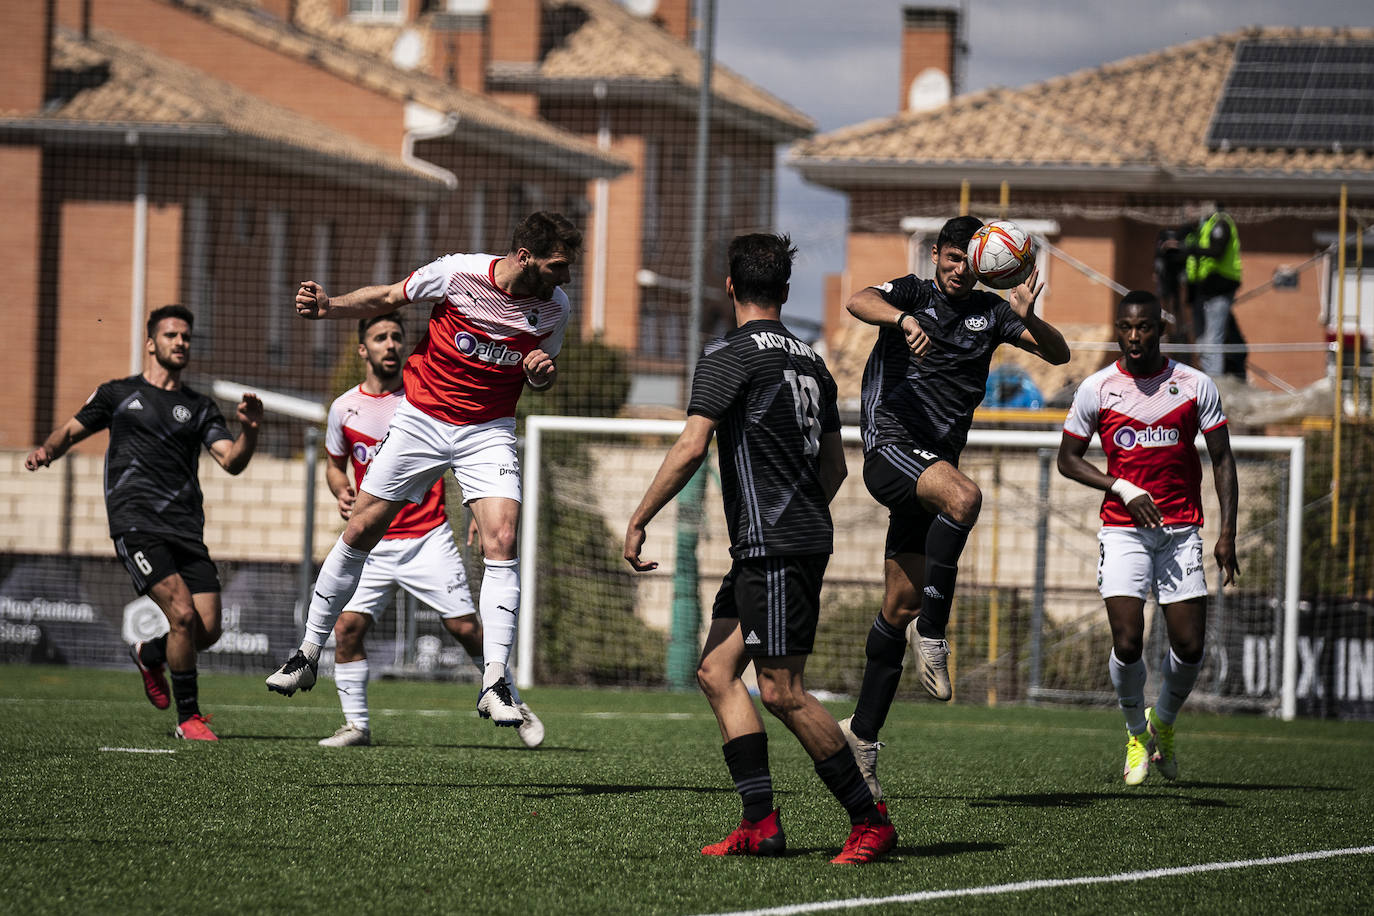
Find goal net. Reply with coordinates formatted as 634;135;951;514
517;415;1309;717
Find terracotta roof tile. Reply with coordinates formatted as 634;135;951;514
155;0;627;175
794;27;1374;180
535;0;813;135
3;29;442;189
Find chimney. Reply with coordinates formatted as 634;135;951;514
650;0;693;44
900;5;962;113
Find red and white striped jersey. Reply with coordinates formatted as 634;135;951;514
325;385;446;540
1063;359;1227;527
401;253;570;425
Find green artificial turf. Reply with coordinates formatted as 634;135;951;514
1;666;1372;914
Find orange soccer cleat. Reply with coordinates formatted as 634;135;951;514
831;802;897;865
701;809;786;857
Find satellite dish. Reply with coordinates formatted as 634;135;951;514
391;29;424;71
908;67;951;113
623;0;660;16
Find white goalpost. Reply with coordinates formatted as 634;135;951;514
517;415;1306;719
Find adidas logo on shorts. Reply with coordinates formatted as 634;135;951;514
923;585;943;600
744;630;762;646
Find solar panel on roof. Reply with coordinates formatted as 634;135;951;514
1206;39;1374;151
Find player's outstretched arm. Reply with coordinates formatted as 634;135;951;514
1057;431;1162;528
208;393;263;475
25;417;92;471
295;279;410;321
1204;424;1240;585
624;415;717;572
1009;268;1070;365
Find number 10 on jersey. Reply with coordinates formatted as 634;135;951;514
784;369;822;457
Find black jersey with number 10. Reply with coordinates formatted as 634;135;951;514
74;375;233;540
688;319;841;559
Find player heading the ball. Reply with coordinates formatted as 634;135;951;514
267;212;580;732
839;215;1069;800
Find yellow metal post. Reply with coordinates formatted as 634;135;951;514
999;181;1009;219
987;456;1001;706
959;180;970;217
1332;185;1347;547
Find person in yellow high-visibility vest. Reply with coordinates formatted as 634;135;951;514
1184;202;1246;379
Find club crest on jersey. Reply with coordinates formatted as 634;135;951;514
454;331;522;366
1113;425;1181;449
964;315;990;332
527;310;539;327
1169;383;1179;395
352;442;375;465
172;405;192;423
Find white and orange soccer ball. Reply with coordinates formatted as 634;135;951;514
968;220;1037;289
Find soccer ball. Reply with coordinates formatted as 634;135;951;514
968;220;1036;289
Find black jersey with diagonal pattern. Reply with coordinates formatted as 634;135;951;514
860;276;1027;459
74;376;233;539
688;320;840;559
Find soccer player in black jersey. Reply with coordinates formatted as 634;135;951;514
624;234;896;865
26;305;263;741
840;216;1070;796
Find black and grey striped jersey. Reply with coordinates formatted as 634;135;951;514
74;375;233;540
688;319;841;559
860;275;1026;460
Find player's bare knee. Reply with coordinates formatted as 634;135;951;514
197;620;222;649
950;481;982;525
163;604;197;634
1113;640;1144;664
481;527;518;561
695;660;731;698
335;615;368;654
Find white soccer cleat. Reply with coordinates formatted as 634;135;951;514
1145;707;1179;781
266;650;317;696
319;723;371;747
916;635;953;701
476;678;523;726
516;702;545;748
838;715;884;802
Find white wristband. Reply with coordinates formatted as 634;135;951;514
1109;477;1150;505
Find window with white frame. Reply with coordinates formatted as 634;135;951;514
348;0;404;21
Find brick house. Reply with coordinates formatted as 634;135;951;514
791;11;1374;409
2;0;813;453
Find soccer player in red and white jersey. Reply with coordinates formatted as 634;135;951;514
1058;290;1238;786
268;212;580;730
315;313;543;748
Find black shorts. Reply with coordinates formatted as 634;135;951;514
113;531;221;596
712;554;828;658
863;443;954;558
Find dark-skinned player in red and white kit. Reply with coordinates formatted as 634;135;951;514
1058;290;1237;785
267;212;579;731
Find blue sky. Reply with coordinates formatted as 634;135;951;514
711;0;1373;324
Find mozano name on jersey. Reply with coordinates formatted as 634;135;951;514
749;331;816;360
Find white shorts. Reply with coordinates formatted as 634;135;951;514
361;400;521;505
342;523;476;620
1097;525;1208;604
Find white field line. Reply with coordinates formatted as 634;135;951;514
97;746;175;754
2;698;1362;746
688;846;1374;916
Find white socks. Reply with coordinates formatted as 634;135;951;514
1155;649;1202;725
1109;649;1149;735
302;539;370;650
479;557;519;676
472;653;522;702
334;659;370;729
